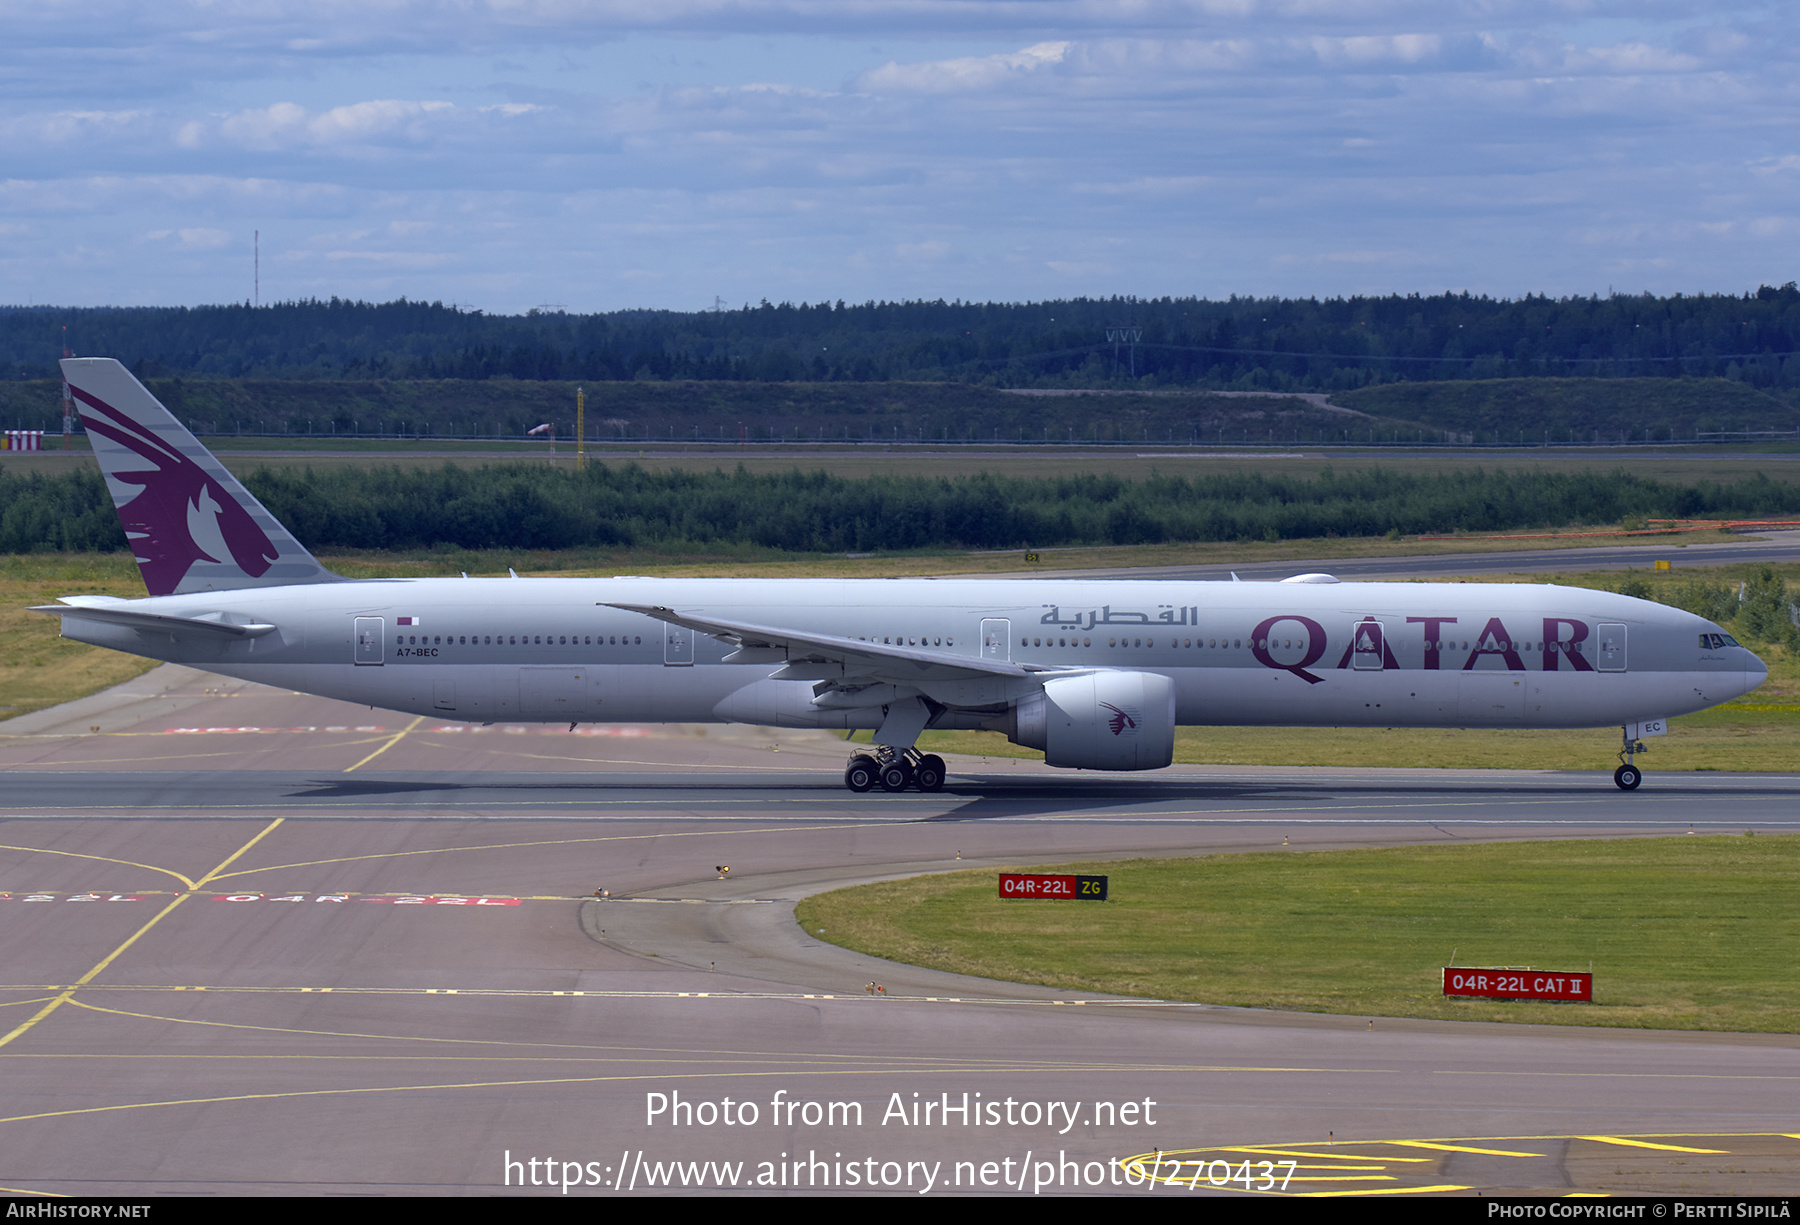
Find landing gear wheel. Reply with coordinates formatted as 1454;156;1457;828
913;754;946;792
878;761;913;792
844;756;877;793
1614;764;1642;791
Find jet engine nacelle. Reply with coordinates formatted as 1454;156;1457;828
1008;671;1176;771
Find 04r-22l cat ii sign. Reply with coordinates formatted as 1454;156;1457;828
36;359;1767;794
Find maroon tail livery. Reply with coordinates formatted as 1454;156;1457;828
61;359;338;595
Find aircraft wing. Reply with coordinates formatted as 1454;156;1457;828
607;603;1040;684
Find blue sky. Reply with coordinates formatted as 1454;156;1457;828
3;1;1795;312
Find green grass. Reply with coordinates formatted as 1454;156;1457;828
0;554;160;719
11;437;1800;489
1336;376;1800;443
794;837;1800;1031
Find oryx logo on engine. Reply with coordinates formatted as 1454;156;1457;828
1101;702;1138;736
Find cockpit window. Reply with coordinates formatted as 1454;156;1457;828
1700;633;1740;650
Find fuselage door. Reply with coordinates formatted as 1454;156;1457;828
664;622;694;666
981;618;1011;662
520;667;586;717
1351;618;1386;671
1597;623;1627;672
354;617;384;665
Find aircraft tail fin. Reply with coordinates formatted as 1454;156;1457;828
61;358;342;596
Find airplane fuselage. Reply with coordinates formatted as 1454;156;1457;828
54;575;1764;733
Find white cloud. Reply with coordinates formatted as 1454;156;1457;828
176;227;232;249
0;174;350;217
858;42;1069;93
895;239;950;261
215;99;455;150
1319;249;1427;265
217;101;308;149
309;99;453;142
1308;33;1442;64
16;110;149;143
1554;41;1703;74
139;226;231;248
320;249;454;266
1070;175;1216;197
1268;248;1439;269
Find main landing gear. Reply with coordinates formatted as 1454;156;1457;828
844;748;946;793
1614;726;1646;791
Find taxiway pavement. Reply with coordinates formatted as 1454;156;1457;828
1;667;1795;1197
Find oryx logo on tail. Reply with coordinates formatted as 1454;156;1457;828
73;386;278;595
61;359;338;596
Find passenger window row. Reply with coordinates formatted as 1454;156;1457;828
1013;636;1595;652
397;634;644;646
1023;636;1246;649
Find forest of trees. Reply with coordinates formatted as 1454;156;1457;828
7;463;1800;558
3;286;1798;394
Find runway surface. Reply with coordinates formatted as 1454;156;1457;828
1;666;1796;1197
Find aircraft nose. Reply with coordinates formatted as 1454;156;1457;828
1743;649;1769;697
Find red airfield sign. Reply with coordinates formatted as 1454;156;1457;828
998;873;1108;901
1443;967;1592;1002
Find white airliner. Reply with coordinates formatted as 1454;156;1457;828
36;359;1767;792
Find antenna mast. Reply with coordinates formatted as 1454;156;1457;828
576;387;586;471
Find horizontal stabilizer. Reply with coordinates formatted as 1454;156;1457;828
32;600;277;639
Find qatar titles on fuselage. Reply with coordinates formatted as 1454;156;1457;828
36;359;1768;790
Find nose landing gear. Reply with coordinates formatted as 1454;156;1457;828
1614;727;1647;791
844;747;946;793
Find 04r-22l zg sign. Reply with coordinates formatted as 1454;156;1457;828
998;873;1109;900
